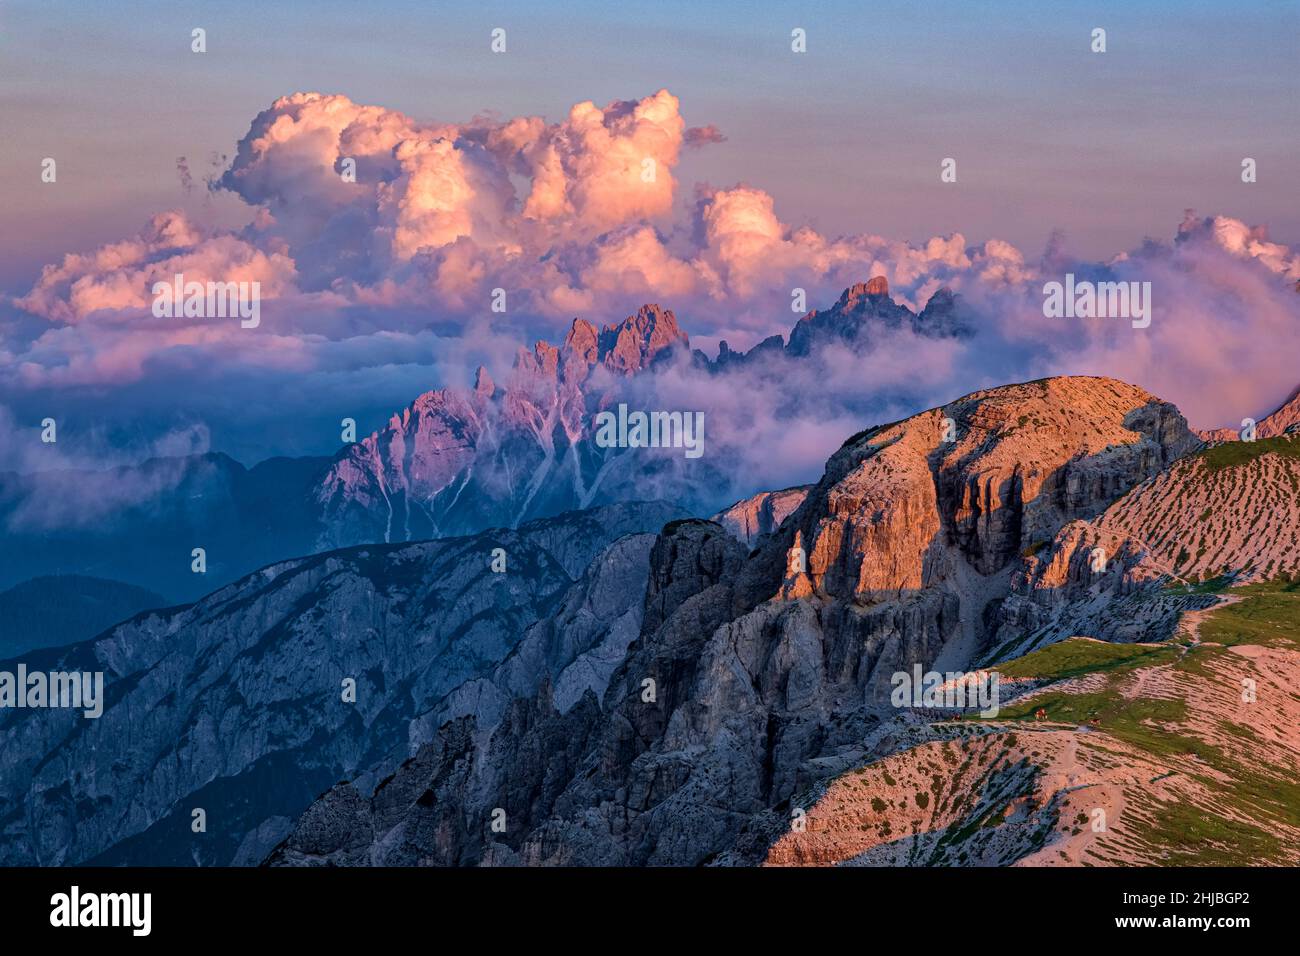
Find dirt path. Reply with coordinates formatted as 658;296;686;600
1176;592;1243;652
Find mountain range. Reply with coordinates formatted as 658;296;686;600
5;364;1297;866
0;279;970;606
266;375;1299;866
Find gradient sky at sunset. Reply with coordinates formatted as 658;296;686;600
2;0;1298;469
3;0;1297;289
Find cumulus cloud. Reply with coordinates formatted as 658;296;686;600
16;210;297;326
3;88;1298;477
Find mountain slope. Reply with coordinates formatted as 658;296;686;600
0;501;683;866
992;432;1300;657
769;580;1300;866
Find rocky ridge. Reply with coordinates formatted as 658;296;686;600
0;501;683;866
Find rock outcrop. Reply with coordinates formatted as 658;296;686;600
993;433;1300;654
712;486;811;548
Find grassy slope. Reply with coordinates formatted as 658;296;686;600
981;579;1300;863
1194;434;1300;472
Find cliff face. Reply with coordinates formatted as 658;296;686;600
769;377;1197;605
712;486;810;548
994;433;1300;652
269;376;1205;867
0;501;684;866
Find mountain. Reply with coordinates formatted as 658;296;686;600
8;373;1290;867
1198;383;1300;442
785;278;970;357
713;486;811;548
269;375;1273;867
765;581;1300;865
309;280;971;551
992;431;1300;656
311;305;704;548
0;281;972;605
0;452;330;602
0;575;167;656
0;501;684;866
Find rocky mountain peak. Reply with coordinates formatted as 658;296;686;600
761;375;1200;601
514;339;561;377
787;278;928;356
915;287;967;337
596;304;689;374
835;276;892;312
561;318;599;368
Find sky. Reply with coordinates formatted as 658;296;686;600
1;0;1298;470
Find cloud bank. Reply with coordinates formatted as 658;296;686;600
3;89;1298;474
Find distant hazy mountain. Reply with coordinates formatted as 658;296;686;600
0;281;978;604
0;575;167;656
0;452;331;602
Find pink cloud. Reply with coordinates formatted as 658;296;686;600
4;88;1297;438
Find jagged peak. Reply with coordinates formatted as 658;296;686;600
922;286;956;309
835;275;891;310
596;303;689;374
562;317;599;359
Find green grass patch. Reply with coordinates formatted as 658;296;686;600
1197;580;1300;649
1194;435;1300;472
1164;574;1233;595
995;637;1178;682
995;691;1196;759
